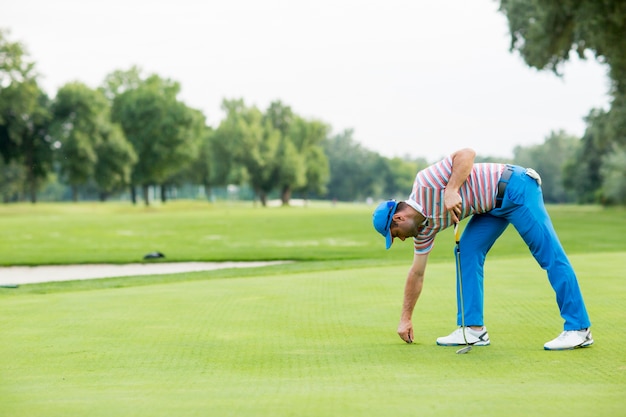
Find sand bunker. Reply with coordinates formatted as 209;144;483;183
0;261;288;286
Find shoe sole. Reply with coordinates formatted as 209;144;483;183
543;339;594;351
436;341;490;347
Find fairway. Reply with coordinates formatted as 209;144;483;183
1;253;625;416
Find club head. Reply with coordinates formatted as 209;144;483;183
456;345;472;354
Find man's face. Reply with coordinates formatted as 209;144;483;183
389;212;419;245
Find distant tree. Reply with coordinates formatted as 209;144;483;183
52;82;113;200
0;28;31;85
110;72;203;205
263;101;304;205
99;66;142;101
207;123;245;189
0;29;53;203
93;123;137;201
299;145;330;200
513;130;579;203
324;129;387;201
274;134;305;205
264;100;293;137
178;125;215;200
383;156;424;199
214;99;281;206
158;107;206;202
289;117;331;203
600;146;626;205
563;109;613;203
0;155;25;202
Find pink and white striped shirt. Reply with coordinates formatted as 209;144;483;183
409;156;505;254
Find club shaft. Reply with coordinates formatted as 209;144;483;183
456;247;469;345
454;224;469;347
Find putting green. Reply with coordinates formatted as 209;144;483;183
0;252;624;417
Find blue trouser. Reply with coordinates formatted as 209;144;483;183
457;165;591;331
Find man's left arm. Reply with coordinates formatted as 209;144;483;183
444;148;476;223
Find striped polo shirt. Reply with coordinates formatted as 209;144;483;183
409;156;505;254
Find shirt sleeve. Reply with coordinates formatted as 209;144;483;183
413;234;435;254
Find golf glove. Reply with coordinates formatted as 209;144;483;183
525;168;542;186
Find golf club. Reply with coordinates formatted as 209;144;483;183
454;223;472;355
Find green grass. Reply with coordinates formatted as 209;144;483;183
1;201;624;266
0;201;625;416
0;201;390;265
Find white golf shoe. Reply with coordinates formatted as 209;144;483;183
436;327;490;346
544;329;594;350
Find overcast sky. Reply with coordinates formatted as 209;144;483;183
1;0;611;161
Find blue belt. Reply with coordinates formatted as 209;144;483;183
495;166;514;208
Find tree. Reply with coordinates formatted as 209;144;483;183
324;129;387;201
499;1;626;205
177;125;215;200
110;71;203;205
0;155;25;202
213;99;283;206
383;156;425;199
207;123;246;190
158;107;206;202
499;0;626;92
563;109;613;203
52;82;109;200
100;66;142;101
0;28;32;85
600;147;626;205
93;123;137;201
263;101;304;205
274;135;305;205
289;117;331;203
513;130;579;203
0;29;53;203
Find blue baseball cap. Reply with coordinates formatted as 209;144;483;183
372;200;398;249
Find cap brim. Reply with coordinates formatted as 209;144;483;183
385;231;393;249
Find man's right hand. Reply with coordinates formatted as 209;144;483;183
397;319;414;343
444;188;463;224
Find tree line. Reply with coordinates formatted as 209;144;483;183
0;28;426;206
2;0;626;207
